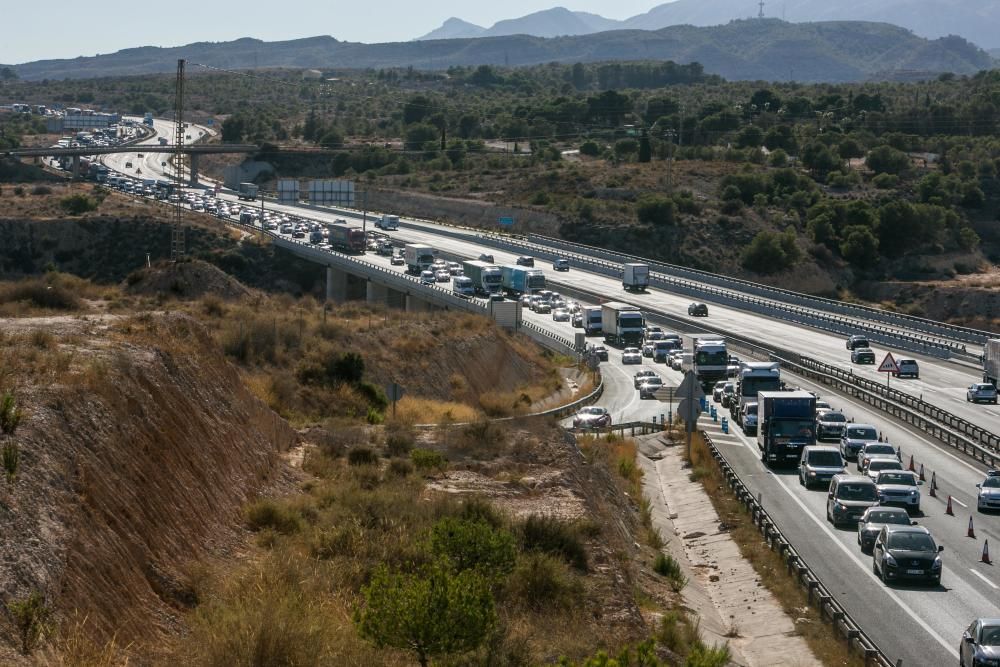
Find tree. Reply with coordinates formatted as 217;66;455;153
637;195;676;226
736;125;764;149
840;225;880;267
866;146;910;175
579;140;601;157
430;518;516;578
614;138;639;160
403;95;433;125
741;231;795;275
220;115;245;142
763;125;796;153
750;89;782;112
801;142;839;176
405;123;439;151
318;128;344;148
356;563;496;667
638;134;652;163
0;67;18;81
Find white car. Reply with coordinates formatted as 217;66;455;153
874;470;921;512
977;470;1000;512
639;377;664;399
642;342;656;358
420;270;436;285
621;347;642;364
865;457;903;483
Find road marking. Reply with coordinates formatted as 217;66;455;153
727;429;959;659
952;497;968;508
970;570;999;590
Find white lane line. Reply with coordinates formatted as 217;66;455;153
727;429;959;658
952;498;969;508
970;570;999;590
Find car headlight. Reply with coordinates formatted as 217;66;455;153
932;556;942;570
808;471;816;477
884;554;897;566
910;490;918;496
834;502;843;510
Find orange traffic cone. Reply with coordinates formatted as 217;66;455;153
984;540;993;565
908;455;915;472
946;495;955;515
929;471;937;498
969;516;977;539
919;464;926;482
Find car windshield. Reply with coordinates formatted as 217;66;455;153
643;378;663;386
878;472;915;486
821;413;846;423
746;405;758;416
808;451;842;466
837;483;877;501
869;461;901;472
772;420;814;438
723;383;734;393
582;407;605;416
866;510;910;525
983;477;1000;488
849;427;879;440
981;626;1000;646
887;532;936;552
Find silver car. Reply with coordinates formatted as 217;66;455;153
865;456;903;483
639;377;665;399
977;471;1000;512
875;470;921;512
816;410;848;441
968;383;999;404
799;446;846;489
842;423;879;462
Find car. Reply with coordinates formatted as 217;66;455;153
478;253;495;263
872;524;942;585
125;161;133;168
571;312;584;328
856;441;896;472
976;470;1000;512
968;383;999;404
552;308;570;323
592;345;609;361
841;423;880;462
622;347;642;364
864;456;903;483
553;258;570;271
857;506;913;553
434;270;451;283
431;259;448;271
826;474;880;526
447;261;463;275
520;294;533;307
136;153;144;158
639;377;665;399
814;400;832;413
653;341;679;364
741;402;759;435
533;301;552;314
875;470;921;511
816;410;848;441
720;382;736;408
670;354;685;371
642;342;656;358
851;347;876;364
688;302;708;317
390;254;405;266
565;301;581;314
645;331;665;342
726;364;740;378
420;270;436;285
634;369;657;389
799;446;846;489
961;619;1000;667
892;359;919;379
644;326;663;337
515;256;534;267
846;334;870;350
712;380;728;403
573;406;611;429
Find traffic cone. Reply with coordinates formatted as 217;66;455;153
879;432;884;442
896;446;902;461
919;464;926;482
908;455;915;472
984;540;992;565
946;495;955;515
969;516;977;539
929;471;937;498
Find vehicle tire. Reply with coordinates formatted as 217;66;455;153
879;559;888;584
799;473;804;487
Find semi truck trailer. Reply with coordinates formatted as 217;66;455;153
601;302;645;347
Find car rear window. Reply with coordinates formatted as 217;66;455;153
849;427;879;440
867;510;909;524
837;483;877;501
822;413;846;422
869;460;902;472
807;451;843;466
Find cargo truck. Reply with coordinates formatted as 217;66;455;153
601;302;645;347
732;362;782;422
583;306;603;336
500;265;545;296
693;338;729;388
237;182;258;201
757;391;816;467
327;223;366;254
376;214;399;231
622;263;650;292
462;260;503;296
985;339;1000;387
405;244;436;274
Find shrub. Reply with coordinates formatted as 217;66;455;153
385;424;416;457
30;185;52;195
8;591;52;655
348;446;378;466
636;195;676;226
411;448;447;472
431;518;517;577
59;194;98;215
459;498;506;529
388;458;413;477
244;499;301;535
741;231;792;275
872;173;898;189
504;552;582;612
866;145;910;175
653;552;688;591
0;279;81;310
519;514;588;571
579;140;600;156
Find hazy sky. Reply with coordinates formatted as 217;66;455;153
4;0;664;64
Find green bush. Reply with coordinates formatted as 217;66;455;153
411;448;447;472
388;458;414;477
30;185;52;195
385;425;416;457
430;517;517;576
244;499;301;535
872;173;899;189
579;140;600;157
636;195;676;226
866;145;910;175
504;552;582;612
58;193;97;215
7;591;52;655
519;514;588;571
653;552;688;591
741;230;798;275
348;446;378;466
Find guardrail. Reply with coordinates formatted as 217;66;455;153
702;429;894;667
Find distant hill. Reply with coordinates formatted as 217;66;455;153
420;0;1000;49
417;8;619;41
417;18;485;41
11;20;995;83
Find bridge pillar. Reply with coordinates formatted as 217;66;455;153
385;288;406;310
366;281;388;306
188;153;200;186
326;266;347;302
405;294;429;312
71;154;81;180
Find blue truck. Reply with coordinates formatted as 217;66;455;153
757;390;816;468
500;265;545;296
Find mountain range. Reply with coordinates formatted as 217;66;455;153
5;20;994;83
417;1;1000;50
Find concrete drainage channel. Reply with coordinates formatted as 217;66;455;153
702;429;894;667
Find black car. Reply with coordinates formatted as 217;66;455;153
872;525;943;586
516;256;534;267
960;619;1000;667
846;334;870;350
591;345;609;361
479;253;495;263
688;302;708;317
856;506;912;553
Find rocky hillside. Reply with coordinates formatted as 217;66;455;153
0;312;298;658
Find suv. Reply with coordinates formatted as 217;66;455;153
856;442;897;472
864;456;903;482
799;446;846;489
874;470;921;512
851;347;876;364
515;256;534;267
741;402;758;435
827;474;880;526
816;409;848;441
846;335;870;350
976;469;1000;512
478;253;495;263
552;258;570;271
688;302;708;317
872;525;943;585
968;383;999;404
841;423;880;462
893;359;919;379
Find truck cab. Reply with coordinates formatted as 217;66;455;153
757;390;817;468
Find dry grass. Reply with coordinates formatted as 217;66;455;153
686;430;865;667
391;396;480;424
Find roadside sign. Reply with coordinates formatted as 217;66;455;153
877;353;899;374
676;371;706;402
676;398;701;423
498;216;514;227
654;386;675;403
575;333;586;352
586;354;600;371
385;382;405;402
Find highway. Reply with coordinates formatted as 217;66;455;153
96;130;1000;665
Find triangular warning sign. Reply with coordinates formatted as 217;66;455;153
877;352;899;373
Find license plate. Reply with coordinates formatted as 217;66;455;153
906;569;923;575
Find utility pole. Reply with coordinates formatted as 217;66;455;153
665;129;677;193
171;59;186;262
758;0;765;18
361;190;368;239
